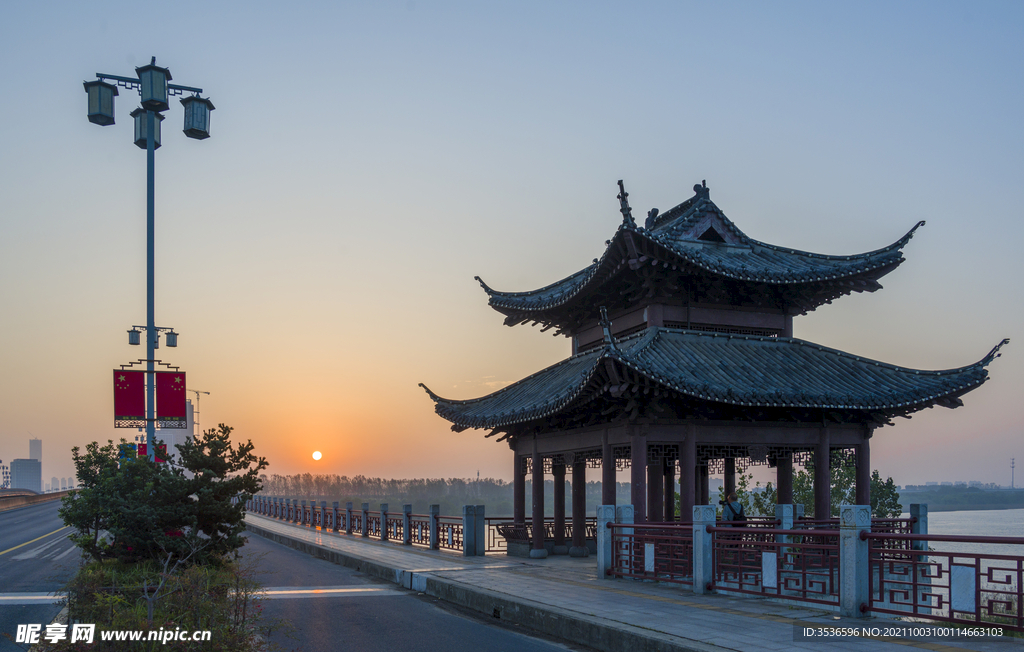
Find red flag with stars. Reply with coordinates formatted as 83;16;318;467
156;371;187;426
114;370;145;424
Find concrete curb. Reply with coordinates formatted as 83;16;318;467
0;493;67;513
245;522;723;652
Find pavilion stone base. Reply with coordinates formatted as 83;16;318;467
507;540;597;559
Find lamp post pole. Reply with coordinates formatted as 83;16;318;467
85;58;214;461
146;108;157;460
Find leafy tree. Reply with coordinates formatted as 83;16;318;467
870;470;902;518
175;424;267;561
717;466;901;519
60;441;122;561
60;424;266;565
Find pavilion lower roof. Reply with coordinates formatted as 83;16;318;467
420;328;1007;432
476;191;925;328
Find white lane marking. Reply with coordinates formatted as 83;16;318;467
262;586;407;599
51;542;79;561
0;526;68;557
12;534;70;560
0;593;62;604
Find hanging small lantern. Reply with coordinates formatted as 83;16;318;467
180;96;215;140
128;329;141;346
165;330;178;347
83;80;118;126
130;108;164;150
135;58;172;112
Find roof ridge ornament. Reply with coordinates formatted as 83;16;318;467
693;179;710;200
599;306;618;351
645;208;659;230
617;180;635;227
983;338;1011;364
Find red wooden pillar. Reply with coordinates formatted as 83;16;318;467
680;432;696;521
814;428;831;519
856;437;871;507
663;457;676;522
630;427;648;524
601;435;616;505
647;451;664;523
513;454;525;524
724;457;736;496
570;461;588;557
698;465;709;506
531;444;547;558
776;453;793;505
552;462;568;555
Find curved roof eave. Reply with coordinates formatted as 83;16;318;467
419;332;1009;431
475;219;926;315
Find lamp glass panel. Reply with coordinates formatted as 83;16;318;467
139;68;169;111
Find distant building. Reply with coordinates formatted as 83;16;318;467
60;478;66;490
1;462;9;489
51;476;59;492
941;481;953;486
926;482;938;486
10;459;41;492
29;438;41;462
67;476;74;490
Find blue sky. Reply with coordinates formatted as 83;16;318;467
0;1;1021;486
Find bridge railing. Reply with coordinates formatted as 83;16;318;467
710;525;840;606
607;523;694;585
865;531;1024;632
248;497;492;555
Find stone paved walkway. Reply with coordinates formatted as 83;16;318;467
244;514;1022;652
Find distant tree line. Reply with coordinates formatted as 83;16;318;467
897;485;1024;512
259;473;635;517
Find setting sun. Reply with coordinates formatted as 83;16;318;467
312;451;322;461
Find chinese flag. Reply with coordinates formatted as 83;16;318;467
156;371;187;423
114;370;145;422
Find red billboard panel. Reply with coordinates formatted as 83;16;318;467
156;371;187;426
114;370;145;426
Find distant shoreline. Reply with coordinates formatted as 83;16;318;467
901;503;1024;513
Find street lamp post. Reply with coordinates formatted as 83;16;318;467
84;57;214;460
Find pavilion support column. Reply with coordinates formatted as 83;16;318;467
856;435;871;508
699;465;710;506
664;457;676;522
680;430;696;519
531;443;548;558
724;457;736;496
648;452;664;523
552;462;568;555
815;428;831;519
630;426;648;524
602;432;616;506
570;461;589;557
776;454;794;506
513;454;525;525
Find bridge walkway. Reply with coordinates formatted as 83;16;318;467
244;514;1012;652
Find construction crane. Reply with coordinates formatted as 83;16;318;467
188;390;210;436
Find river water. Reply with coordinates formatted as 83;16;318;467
899;507;1024;556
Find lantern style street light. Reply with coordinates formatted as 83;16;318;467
84;57;214;460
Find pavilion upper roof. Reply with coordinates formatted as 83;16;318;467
476;183;926;329
420;328;1007;433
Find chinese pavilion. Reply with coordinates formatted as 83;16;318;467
421;181;1007;558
